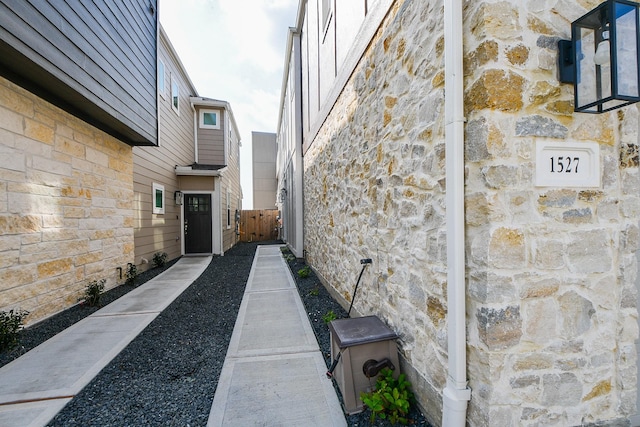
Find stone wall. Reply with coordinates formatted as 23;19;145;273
303;0;639;425
0;76;134;324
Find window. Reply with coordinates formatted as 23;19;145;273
152;183;165;214
171;74;179;114
199;109;220;129
321;0;332;35
226;189;231;228
158;59;165;97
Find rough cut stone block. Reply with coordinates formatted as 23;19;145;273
515;115;568;138
476;305;522;350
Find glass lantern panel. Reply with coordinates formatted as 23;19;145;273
615;2;639;97
576;28;604;109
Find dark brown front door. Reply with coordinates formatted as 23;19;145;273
185;194;212;254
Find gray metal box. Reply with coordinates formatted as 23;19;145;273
329;315;399;414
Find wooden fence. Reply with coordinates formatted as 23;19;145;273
239;209;279;242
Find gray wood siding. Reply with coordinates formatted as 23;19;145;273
196;108;225;165
132;28;196;269
0;0;158;146
197;130;225;165
221;113;242;252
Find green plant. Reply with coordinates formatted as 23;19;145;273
153;251;168;268
81;279;105;307
322;310;337;324
297;266;311;278
125;263;137;286
284;254;296;262
360;368;414;425
0;309;29;352
309;287;320;296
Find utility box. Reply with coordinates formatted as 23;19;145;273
328;315;399;414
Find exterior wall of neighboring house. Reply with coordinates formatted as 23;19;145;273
252;131;278;210
279;0;640;425
276;27;304;257
188;98;242;254
220;107;242;251
133;30;242;263
0;0;157;324
132;27;196;270
0;76;135;324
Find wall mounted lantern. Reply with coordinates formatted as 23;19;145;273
174;190;183;205
558;0;640;113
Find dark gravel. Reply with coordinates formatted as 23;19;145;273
0;258;180;369
285;251;432;427
1;241;431;426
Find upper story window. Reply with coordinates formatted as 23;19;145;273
171;74;179;114
158;59;165;98
321;0;332;37
199;109;220;129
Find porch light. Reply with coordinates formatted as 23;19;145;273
558;0;640;113
174;191;183;205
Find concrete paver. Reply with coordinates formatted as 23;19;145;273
208;245;346;426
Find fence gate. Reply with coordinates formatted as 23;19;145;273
239;210;279;242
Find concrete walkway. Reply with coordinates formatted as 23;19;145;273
0;246;347;426
207;245;346;426
0;256;212;427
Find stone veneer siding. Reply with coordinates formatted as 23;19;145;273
0;76;134;324
303;0;639;426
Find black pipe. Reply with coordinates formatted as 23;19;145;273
347;258;372;317
327;258;372;379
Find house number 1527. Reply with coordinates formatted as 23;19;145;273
549;156;579;173
536;141;599;187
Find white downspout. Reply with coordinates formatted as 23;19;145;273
443;0;471;425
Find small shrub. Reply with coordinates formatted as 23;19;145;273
0;309;29;352
284;254;296;262
297;266;311;278
360;367;414;425
153;252;168;268
125;263;137;286
309;287;320;297
81;279;105;307
322;310;337;324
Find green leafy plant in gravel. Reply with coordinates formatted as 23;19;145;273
308;287;320;296
322;309;337;324
297;266;311;278
81;279;105;307
0;309;29;352
153;252;168;268
125;262;138;286
360;367;414;425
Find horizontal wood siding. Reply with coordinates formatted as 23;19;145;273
132;29;196;270
221;111;242;252
0;0;158;145
196;109;225;165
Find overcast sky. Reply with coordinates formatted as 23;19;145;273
159;0;299;209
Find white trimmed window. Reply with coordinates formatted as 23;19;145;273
199;109;220;129
158;59;165;97
226;189;231;228
171;74;179;114
152;183;165;214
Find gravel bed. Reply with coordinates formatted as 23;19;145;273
46;242;260;426
284;250;432;427
0;258;180;369
1;241;432;426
